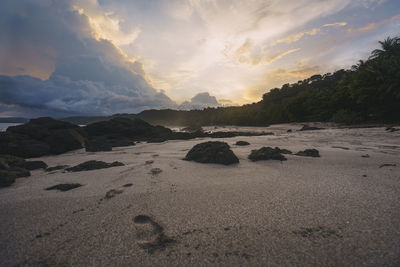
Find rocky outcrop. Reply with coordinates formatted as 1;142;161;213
235;141;250;146
0;155;32;187
183;141;239;165
248;147;287;161
1;117;277;158
295;149;320;157
1;117;85;158
20;161;48;170
66;160;124;172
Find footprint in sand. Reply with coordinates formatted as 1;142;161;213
133;215;175;253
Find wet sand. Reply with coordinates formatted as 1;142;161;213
1;125;399;266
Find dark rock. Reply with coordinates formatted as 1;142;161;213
0;155;26;169
0;132;51;158
46;183;82;191
150;168;163;175
386;127;400;132
46;165;69;172
299;125;323;131
295;149;320;157
85;137;112;152
123;183;133;187
66;160;124;172
1;117;85;158
104;189;123;199
0;155;31;187
147;138;167;143
287;129;292;133
0;168;31;187
0;171;16;187
84;117;172;141
21;161;48;170
276;147;292;154
235;141;250;146
182;125;203;133
183;141;239;165
248;147;287;161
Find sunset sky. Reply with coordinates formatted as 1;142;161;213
0;0;399;117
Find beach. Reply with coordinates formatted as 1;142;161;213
1;125;399;266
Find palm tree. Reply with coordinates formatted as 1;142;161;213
370;36;400;59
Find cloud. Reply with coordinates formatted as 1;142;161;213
360;0;387;9
234;39;300;66
347;14;400;33
178;92;221;110
0;0;176;117
272;22;347;45
96;0;352;101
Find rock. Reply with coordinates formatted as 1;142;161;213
0;155;26;169
0;168;31;188
147;137;167;143
299;125;323;131
276;147;292;154
1;117;85;158
386;127;400;132
150;168;162;175
248;147;287;161
21;161;48;170
183;141;239;165
182;125;203;133
287;129;292;133
0;172;16;187
66;160;124;172
46;165;69;172
104;189;123;199
0;155;31;187
235;141;250;146
84;117;172;141
46;183;82;192
85;137;112;152
295;149;320;157
0;132;51;158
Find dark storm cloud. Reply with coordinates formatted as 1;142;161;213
0;0;176;117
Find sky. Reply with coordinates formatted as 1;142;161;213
0;0;399;117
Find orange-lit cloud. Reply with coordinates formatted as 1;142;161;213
272;22;347;45
234;39;300;65
347;14;400;33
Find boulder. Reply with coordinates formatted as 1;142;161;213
295;149;320;157
235;141;250;146
85;137;112;152
66;160;124;172
0;168;30;188
248;147;287;161
84;118;172;141
183;141;239;165
2;117;85;158
21;161;48;170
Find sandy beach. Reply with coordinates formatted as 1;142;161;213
1;124;399;266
